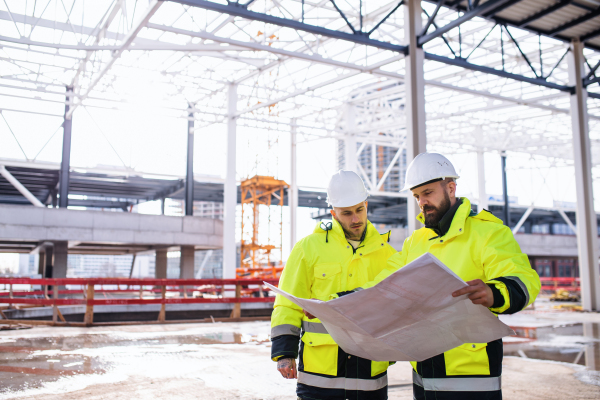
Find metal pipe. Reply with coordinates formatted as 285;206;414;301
501;152;509;226
59;86;73;208
0;165;44;207
185;103;195;216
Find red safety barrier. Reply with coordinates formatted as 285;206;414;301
0;278;280;327
539;277;580;291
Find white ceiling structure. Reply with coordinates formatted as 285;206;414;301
0;0;599;184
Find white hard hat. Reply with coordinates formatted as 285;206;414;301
402;152;460;191
327;170;369;207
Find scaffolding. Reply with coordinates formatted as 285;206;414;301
238;176;288;280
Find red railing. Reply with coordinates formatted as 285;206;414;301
539;277;580;291
0;278;279;326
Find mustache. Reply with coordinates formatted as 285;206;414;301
422;205;437;212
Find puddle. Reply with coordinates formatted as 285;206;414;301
0;331;268;394
505;322;600;371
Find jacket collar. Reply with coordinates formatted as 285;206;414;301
417;197;473;240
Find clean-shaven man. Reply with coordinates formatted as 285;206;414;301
271;170;396;400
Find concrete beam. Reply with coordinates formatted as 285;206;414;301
223;84;237;279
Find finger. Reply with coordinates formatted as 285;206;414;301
468;291;485;300
452;286;479;297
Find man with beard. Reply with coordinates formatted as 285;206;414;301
333;152;540;400
271;170;396;400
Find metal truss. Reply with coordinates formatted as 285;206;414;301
0;0;599;182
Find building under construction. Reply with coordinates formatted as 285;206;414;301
0;0;599;398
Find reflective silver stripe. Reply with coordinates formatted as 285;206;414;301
271;324;300;338
302;321;329;334
413;370;501;392
298;371;387;391
354;287;364;292
504;276;530;308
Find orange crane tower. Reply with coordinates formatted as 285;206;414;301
237;175;288;279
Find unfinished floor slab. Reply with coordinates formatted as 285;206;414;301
0;317;598;400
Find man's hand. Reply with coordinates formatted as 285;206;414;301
303;309;316;319
452;279;494;308
277;357;297;379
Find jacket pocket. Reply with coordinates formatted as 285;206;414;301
301;333;338;376
444;343;490;376
312;263;342;300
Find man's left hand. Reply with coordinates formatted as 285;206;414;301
452;279;494;308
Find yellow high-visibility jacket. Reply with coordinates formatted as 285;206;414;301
359;198;541;395
271;219;396;400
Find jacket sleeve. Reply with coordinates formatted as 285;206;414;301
270;243;311;361
482;225;541;314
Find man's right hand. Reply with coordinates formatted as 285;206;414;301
277;357;297;379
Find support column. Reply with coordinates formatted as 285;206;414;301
477;150;487;213
344;104;357;172
37;250;46;276
179;246;195;279
223;83;238;279
404;0;427;233
52;241;68;278
290;119;298;250
155;249;168;279
371;143;377;190
501;152;510;226
59;86;73;208
45;245;54;278
185;103;195;216
160;198;166;215
568;39;600;311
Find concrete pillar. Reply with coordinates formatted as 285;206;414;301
404;0;427;233
344;104;357;172
52;241;68;278
477;149;487;213
584;322;600;370
155;249;168;279
179;246;195;279
568;39;600;311
59;86;73;208
38;250;46;276
223;83;237;279
185;103;195;216
45;246;54;278
290;119;298;250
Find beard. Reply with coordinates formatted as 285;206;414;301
422;191;452;226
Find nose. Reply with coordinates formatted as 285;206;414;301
418;198;428;208
351;214;360;224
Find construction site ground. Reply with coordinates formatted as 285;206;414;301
0;298;598;399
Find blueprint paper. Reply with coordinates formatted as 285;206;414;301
265;253;515;362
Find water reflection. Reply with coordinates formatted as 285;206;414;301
505;322;600;371
0;331;267;393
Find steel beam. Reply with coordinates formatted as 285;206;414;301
67;1;163;118
169;0;408;54
290;119;298;250
185;104;195;216
405;0;427;233
418;0;514;45
548;7;600;36
568;39;600;311
477;149;487;213
501;152;509;226
59;86;73;208
223;84;238;280
517;0;570;28
0;166;45;207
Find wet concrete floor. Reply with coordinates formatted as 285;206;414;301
0;300;598;399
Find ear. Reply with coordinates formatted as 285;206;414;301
364;201;368;211
447;181;457;197
330;209;336;218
